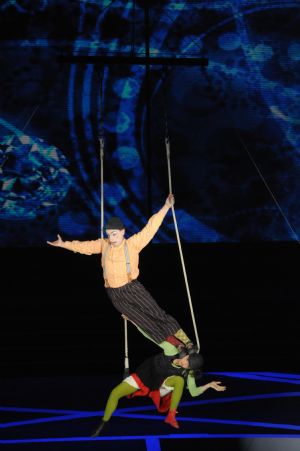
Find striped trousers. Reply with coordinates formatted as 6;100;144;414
106;279;180;343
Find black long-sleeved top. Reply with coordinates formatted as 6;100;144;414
135;353;189;390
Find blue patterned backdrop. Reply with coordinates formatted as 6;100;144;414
1;0;300;245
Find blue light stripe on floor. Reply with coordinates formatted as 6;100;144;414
0;412;96;429
207;372;300;384
116;391;300;413
248;372;300;380
0;406;94;415
116;413;300;431
146;437;161;450
2;433;300;444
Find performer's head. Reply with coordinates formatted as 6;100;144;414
105;216;125;247
173;352;204;370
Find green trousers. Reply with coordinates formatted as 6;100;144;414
103;375;185;421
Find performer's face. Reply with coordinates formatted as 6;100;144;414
178;355;190;369
106;229;125;246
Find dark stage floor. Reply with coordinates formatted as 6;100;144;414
1;371;300;450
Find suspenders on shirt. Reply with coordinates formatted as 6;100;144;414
102;239;132;288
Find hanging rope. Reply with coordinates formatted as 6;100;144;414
162;68;200;351
123;315;130;378
99;137;104;239
99;133;130;377
235;128;300;244
165;136;201;352
99;68;105;240
98;67;130;374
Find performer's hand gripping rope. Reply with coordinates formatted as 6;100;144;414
165;136;200;352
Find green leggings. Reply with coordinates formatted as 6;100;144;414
103;375;185;421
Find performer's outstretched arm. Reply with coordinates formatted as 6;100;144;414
47;234;102;255
187;376;226;397
129;194;174;251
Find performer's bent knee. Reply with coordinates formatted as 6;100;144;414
165;375;185;388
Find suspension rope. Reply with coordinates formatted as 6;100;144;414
235;128;300;245
99;137;104;239
99;68;105;240
162;67;200;351
99;135;130;375
98;68;129;373
165;135;201;352
123;315;130;378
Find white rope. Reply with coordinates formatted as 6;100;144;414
98;69;129;372
124;316;129;372
236;130;300;244
99;135;129;372
165;137;201;352
99;137;104;239
22;104;40;132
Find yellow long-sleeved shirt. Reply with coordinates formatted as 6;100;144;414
62;207;168;288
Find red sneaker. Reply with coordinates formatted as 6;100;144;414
164;409;179;429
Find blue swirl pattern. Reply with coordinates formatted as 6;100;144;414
0;1;299;244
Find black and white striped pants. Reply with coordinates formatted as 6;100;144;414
106;279;180;343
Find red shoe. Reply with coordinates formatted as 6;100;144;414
164;409;179;429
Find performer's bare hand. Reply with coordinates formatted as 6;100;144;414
165;193;175;208
208;381;226;392
47;234;64;247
